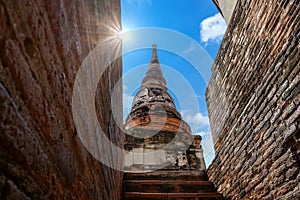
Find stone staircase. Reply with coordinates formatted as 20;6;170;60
122;171;224;200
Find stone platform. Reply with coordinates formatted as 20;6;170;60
122;171;224;200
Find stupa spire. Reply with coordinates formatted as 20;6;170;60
150;44;159;63
141;44;166;90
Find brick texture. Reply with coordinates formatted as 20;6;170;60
207;0;300;199
0;0;123;199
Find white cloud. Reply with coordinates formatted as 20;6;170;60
123;84;128;92
123;92;134;120
200;13;227;43
182;41;197;54
183;112;210;131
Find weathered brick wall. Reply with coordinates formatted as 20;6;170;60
0;0;123;199
207;0;299;199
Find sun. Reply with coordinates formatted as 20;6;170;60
117;27;132;42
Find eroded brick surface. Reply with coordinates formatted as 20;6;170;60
207;0;300;199
0;0;123;199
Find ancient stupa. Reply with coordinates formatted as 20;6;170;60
124;44;206;171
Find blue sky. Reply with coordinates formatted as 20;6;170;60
120;0;226;166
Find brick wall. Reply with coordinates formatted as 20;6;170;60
0;0;123;199
207;0;299;199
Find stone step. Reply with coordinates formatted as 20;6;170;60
124;171;208;181
123;180;216;193
123;192;224;199
122;171;224;200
